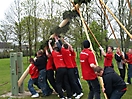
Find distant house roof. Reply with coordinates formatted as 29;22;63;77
0;42;11;49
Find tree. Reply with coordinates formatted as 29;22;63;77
3;0;23;51
0;21;13;42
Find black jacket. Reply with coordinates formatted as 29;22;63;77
34;54;47;71
115;52;128;62
103;67;126;99
114;53;122;62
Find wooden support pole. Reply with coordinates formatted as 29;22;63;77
99;0;132;39
70;1;101;47
99;0;120;48
99;1;128;69
17;64;31;87
70;1;108;99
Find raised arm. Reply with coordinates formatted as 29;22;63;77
48;40;53;53
99;46;106;56
55;36;62;50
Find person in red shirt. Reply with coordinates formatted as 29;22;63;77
55;37;83;99
70;50;83;93
99;46;114;68
126;48;132;84
80;40;100;99
48;40;72;99
28;58;40;98
63;38;83;95
45;49;58;93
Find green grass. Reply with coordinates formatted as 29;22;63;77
0;57;132;99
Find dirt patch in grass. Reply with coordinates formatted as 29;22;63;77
0;91;31;98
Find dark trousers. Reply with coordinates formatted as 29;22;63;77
67;68;82;95
87;78;100;99
74;67;83;92
47;69;58;92
118;65;126;80
56;68;72;98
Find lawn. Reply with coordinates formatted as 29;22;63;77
0;56;132;99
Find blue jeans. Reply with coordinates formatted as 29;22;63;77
38;69;53;96
87;78;100;99
28;78;40;95
110;90;126;99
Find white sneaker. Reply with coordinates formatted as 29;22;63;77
73;93;76;97
60;98;65;99
126;82;130;85
75;93;83;99
31;93;39;98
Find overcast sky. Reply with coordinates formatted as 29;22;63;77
0;0;118;20
0;0;14;20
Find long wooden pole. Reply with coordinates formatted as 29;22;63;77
70;1;108;99
71;2;101;47
99;0;132;39
18;64;31;87
99;0;120;48
99;1;128;69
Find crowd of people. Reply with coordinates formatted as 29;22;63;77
27;36;83;99
27;36;132;99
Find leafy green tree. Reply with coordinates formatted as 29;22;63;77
89;21;107;51
3;0;23;51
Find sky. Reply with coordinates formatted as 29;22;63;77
0;0;14;20
0;0;118;20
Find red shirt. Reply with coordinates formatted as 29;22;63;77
80;48;97;80
52;50;66;69
70;50;77;68
127;53;132;64
46;55;56;70
104;52;113;67
61;48;74;68
29;63;39;79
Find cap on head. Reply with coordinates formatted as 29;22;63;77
83;40;90;48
